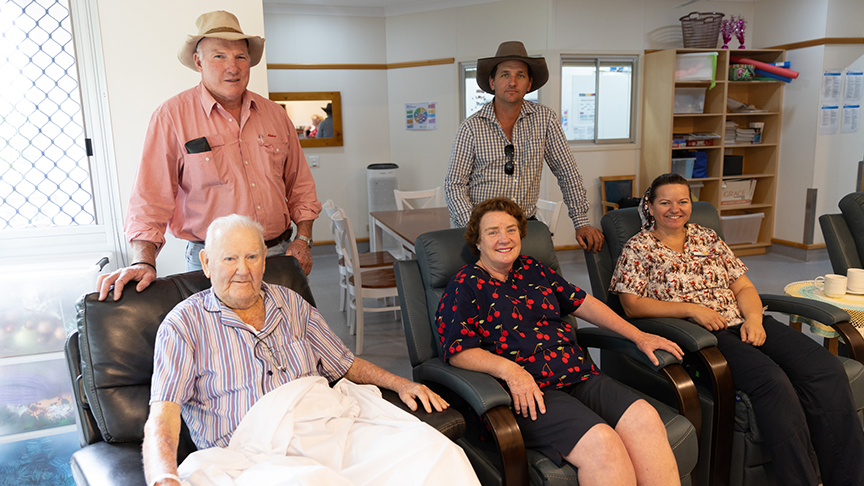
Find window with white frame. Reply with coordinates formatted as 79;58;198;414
1;0;124;262
1;0;95;229
459;61;539;121
560;55;637;144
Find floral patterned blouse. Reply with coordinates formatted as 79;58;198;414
609;223;749;326
436;255;598;390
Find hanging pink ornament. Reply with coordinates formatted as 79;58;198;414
735;16;747;49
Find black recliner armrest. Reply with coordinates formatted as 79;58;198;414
414;358;512;417
628;317;718;353
70;442;147;486
760;293;864;361
575;327;682;372
760;293;850;324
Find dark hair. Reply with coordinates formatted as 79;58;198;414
464;197;527;255
639;173;690;230
647;173;689;204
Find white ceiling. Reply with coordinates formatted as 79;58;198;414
263;0;501;18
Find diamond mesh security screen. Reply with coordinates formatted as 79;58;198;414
0;0;95;229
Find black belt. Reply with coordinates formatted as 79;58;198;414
192;227;293;248
264;228;293;248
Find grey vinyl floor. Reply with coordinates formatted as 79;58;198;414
308;245;834;380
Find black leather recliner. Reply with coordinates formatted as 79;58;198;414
585;202;864;486
820;191;864;276
65;255;466;486
394;221;700;486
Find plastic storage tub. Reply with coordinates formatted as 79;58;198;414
674;87;707;113
720;212;765;245
675;52;718;81
671;157;696;178
688;182;704;200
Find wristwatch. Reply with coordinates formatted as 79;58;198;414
295;234;313;248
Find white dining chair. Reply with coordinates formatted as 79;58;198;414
535;199;563;237
393;187;444;210
323;201;397;315
330;209;400;355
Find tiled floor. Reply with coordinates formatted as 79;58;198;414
308;245;834;380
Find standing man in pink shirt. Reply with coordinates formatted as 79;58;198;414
98;11;320;301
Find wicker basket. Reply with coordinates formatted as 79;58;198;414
679;12;724;48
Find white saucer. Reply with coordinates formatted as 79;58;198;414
846;288;864;295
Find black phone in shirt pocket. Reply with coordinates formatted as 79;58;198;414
185;136;211;154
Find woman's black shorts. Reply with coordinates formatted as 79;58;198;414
513;373;641;466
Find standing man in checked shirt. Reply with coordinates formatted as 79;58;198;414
444;41;604;252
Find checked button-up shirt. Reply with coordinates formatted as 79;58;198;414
444;100;591;229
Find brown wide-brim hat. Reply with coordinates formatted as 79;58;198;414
178;11;265;71
476;41;548;95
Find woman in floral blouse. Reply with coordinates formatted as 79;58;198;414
436;197;683;486
610;173;864;486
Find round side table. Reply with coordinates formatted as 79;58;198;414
784;280;864;354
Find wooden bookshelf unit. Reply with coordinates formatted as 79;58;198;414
642;48;786;255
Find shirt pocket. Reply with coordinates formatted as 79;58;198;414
182;135;227;188
259;137;290;180
281;339;317;381
520;124;544;160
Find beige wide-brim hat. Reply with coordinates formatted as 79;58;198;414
178;11;265;71
476;41;548;95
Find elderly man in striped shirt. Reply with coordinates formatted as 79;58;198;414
445;41;604;252
142;215;478;486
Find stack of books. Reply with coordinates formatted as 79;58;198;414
735;127;757;144
725;121;738;145
731;122;764;145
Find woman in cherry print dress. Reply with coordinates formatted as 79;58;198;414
437;197;683;486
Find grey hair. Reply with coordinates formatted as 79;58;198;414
204;214;265;253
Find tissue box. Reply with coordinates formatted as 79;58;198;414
729;64;755;81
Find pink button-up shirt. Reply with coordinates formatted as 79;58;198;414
125;82;320;251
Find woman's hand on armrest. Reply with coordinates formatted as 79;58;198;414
618;292;728;331
572;294;682;364
450;348;546;421
631;332;684;365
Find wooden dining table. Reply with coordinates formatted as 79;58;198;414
369;207;452;254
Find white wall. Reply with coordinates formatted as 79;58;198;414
264;13;391;243
382;0;757;246
754;0;864;244
95;0;863;272
97;0;266;276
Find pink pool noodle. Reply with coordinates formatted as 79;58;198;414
730;56;799;79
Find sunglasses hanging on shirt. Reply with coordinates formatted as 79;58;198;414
504;144;515;175
254;334;287;375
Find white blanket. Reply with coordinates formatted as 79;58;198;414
177;377;480;486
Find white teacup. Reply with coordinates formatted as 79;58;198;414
847;268;864;293
815;274;847;298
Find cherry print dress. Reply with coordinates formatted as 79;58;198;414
436;255;598;390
